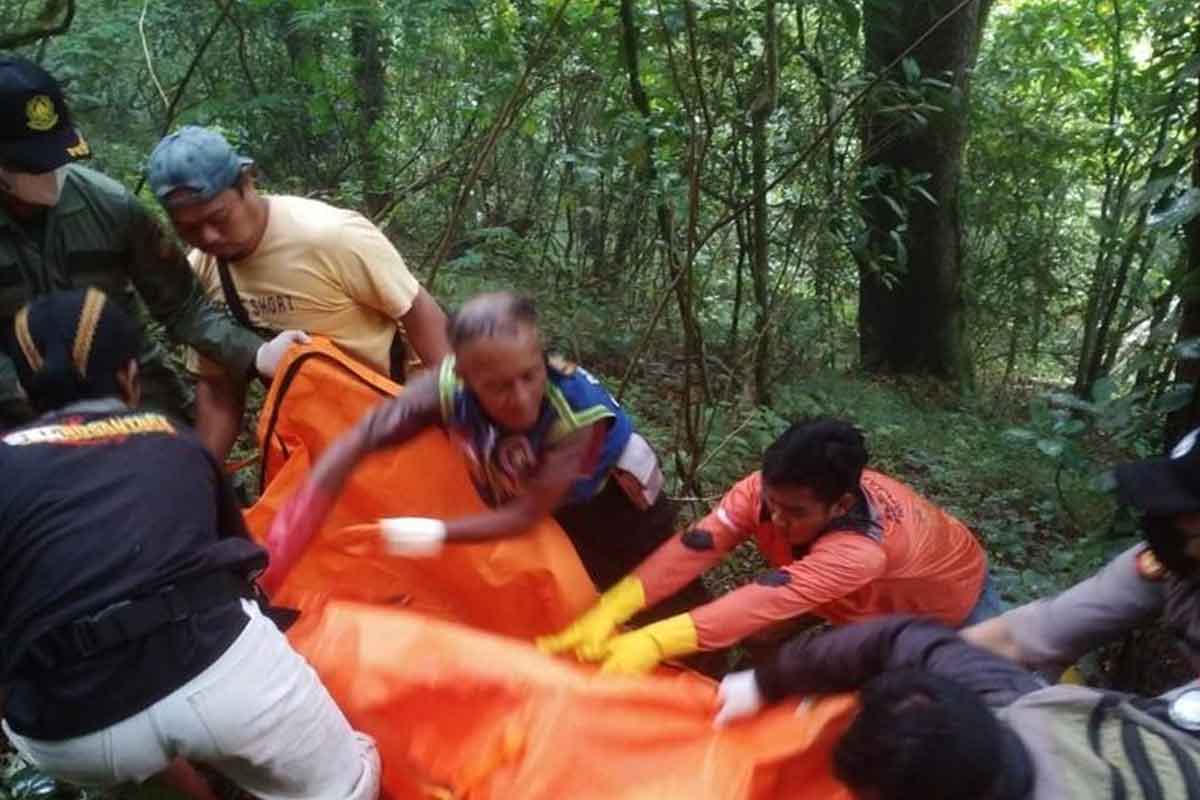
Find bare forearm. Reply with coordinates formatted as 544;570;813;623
310;426;372;495
444;497;544;542
194;376;246;461
960;616;1023;663
440;427;598;543
400;289;451;367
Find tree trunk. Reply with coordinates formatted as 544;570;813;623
858;0;992;385
617;0;703;360
729;213;747;356
1102;241;1154;373
749;0;777;405
1073;0;1128;397
1099;80;1184;377
612;164;646;276
1087;206;1149;381
272;4;330;175
797;1;841;370
1134;289;1174;394
351;0;391;217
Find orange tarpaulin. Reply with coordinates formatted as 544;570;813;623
244;341;856;799
289;596;857;799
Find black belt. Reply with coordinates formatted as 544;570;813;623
27;572;259;668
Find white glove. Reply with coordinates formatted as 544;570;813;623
255;330;311;379
379;517;446;557
714;669;766;727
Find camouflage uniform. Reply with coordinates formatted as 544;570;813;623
0;164;261;425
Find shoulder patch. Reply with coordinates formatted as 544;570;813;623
681;528;715;551
1135;546;1167;582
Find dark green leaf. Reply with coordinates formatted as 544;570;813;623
1036;439;1064;458
1154;384;1194;414
1091;376;1117;404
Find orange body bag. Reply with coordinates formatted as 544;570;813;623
244;341;855;799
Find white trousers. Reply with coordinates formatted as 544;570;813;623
5;600;379;800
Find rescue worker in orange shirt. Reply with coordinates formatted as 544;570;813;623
540;417;1000;674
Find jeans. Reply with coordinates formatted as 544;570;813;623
961;571;1006;627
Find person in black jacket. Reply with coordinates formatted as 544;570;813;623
714;616;1200;799
0;289;378;799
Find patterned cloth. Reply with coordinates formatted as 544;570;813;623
437;355;633;507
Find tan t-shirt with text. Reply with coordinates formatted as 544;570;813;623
186;194;420;377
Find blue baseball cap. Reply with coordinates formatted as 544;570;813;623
147;126;252;207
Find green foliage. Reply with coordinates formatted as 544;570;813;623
1000;369;1188;585
0;751;184;800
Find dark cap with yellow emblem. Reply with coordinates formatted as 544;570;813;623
0;56;91;174
1115;427;1200;516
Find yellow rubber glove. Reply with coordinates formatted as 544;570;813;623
537;575;647;661
599;613;699;675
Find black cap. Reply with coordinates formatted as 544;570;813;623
1114;427;1200;515
0;56;91;174
4;288;141;413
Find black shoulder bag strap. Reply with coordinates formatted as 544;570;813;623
216;259;255;330
216;259;281;383
217;259;279;346
388;330;408;383
218;257;405;382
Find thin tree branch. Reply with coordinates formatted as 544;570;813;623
133;0;235;195
615;262;691;400
227;1;260;98
139;0;170;112
424;0;572;288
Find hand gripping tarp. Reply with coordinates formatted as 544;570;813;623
244;341;856;799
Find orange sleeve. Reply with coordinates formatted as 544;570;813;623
631;476;758;608
690;534;887;650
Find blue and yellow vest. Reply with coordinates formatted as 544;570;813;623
437;355;633;507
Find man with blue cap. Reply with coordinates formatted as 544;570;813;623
0;56;305;428
148;125;450;459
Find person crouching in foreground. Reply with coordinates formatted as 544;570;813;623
713;615;1200;799
0;289;379;799
539;418;999;674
